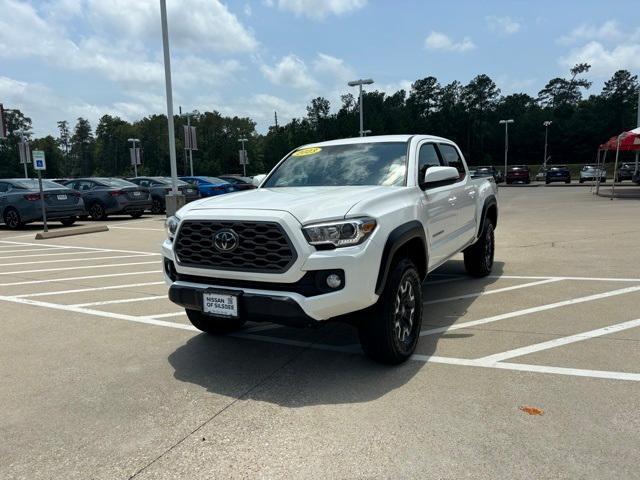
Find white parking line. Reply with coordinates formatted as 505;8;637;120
72;295;165;308
429;273;640;283
0;270;161;287
0;250;111;260
0;240;159;256
0;247;73;254
110;226;165;232
476;318;640;364
151;312;186;319
420;285;640;336
423;278;563;305
15;282;165;298
0;254;150;267
0;261;159;276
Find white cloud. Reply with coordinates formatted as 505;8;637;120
560;41;640;77
558;20;624;45
485;15;521;35
268;0;367;19
313;53;355;82
261;55;318;89
424;31;475;52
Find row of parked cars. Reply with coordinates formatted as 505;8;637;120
0;174;255;229
470;163;640;185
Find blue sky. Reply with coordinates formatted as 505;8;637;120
1;0;639;137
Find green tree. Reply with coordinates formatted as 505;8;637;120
70;117;94;176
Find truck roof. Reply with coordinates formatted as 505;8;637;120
302;134;452;148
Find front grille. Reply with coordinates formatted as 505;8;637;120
174;220;297;273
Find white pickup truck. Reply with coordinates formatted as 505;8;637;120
163;135;498;364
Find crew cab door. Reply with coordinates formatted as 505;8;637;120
438;143;478;252
416;142;458;268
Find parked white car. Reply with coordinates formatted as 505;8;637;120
579;165;606;183
162;135;498;364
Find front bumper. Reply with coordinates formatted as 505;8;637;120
161;210;382;322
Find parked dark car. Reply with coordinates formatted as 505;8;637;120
505;165;530;184
545;165;571;184
472;166;503;183
0;178;85;229
218;175;256;191
128;177;200;214
615;163;637;182
61;177;151;220
179;176;236;197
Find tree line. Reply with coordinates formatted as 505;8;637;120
1;64;638;180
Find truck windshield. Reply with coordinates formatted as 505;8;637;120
263;142;408;187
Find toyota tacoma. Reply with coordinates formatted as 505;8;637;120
163;135;498;364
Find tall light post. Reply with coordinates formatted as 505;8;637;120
128;138;140;177
159;0;184;216
543;121;552;170
238;138;248;177
348;78;374;137
499;119;514;178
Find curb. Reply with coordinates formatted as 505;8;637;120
35;225;109;240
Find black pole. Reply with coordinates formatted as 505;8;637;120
37;170;48;232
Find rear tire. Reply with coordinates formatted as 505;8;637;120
88;203;107;221
3;208;23;229
60;217;76;227
186;309;246;335
358;258;423;365
130;211;144;219
464;218;495;278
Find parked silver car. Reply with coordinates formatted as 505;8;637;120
0;178;86;229
62;178;152;220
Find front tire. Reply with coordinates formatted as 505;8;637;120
130;211;144;219
358;258;423;365
3;208;23;229
60;217;76;227
186;309;246;335
151;198;164;214
464;218;495;277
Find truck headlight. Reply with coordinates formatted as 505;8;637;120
165;215;180;241
302;218;376;248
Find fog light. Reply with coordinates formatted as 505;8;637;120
326;273;342;289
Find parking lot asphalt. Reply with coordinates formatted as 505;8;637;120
1;187;639;479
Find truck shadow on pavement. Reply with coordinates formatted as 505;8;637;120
167;259;505;407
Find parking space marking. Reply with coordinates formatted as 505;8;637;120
476;318;640;364
431;273;640;283
109;226;165;232
423;278;563;305
0;254;151;267
0;247;73;254
0;270;161;287
0;261;159;276
72;295;165;308
15;282;166;298
150;310;187;318
151;312;186;319
0;240;160;256
0;250;111;260
420;285;640;336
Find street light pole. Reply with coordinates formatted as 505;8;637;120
159;0;184;216
543;120;552;170
499;119;514;178
238;138;248;177
348;78;374;137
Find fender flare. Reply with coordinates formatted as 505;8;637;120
375;220;428;295
477;195;498;237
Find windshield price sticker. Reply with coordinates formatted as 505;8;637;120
292;147;322;157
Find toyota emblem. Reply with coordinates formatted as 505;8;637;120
213;229;239;252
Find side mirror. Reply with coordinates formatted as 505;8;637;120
423;166;460;187
252;174;266;187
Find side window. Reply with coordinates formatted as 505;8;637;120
417;143;443;185
439;144;466;180
78;180;94;191
139;180;150;187
0;182;9;193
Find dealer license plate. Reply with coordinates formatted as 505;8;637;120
203;291;239;317
56;194;68;200
133;191;141;196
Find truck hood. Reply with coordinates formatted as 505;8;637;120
186;185;396;224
